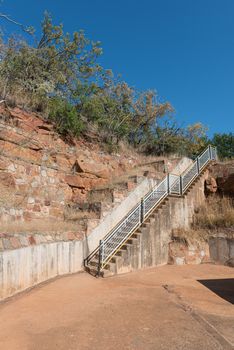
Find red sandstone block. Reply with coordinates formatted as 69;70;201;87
33;204;41;212
10;237;21;249
49;207;63;217
44;199;50;206
66;232;76;241
28;236;36;245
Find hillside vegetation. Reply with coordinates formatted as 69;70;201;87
0;13;233;158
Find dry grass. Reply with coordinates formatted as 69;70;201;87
64;206;97;221
172;227;210;245
172;196;234;244
193;196;234;229
0;219;82;234
117;141;163;163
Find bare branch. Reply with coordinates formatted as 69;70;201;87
0;13;34;34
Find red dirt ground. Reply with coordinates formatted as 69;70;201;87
0;264;233;350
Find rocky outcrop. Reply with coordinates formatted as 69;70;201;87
205;176;217;195
0;106;148;227
209;161;234;196
0;106;183;239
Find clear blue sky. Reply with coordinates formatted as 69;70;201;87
1;0;234;136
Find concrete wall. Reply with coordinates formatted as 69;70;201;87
171;157;193;175
209;236;234;264
0;241;83;301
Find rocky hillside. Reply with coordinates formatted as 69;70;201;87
0;105;182;238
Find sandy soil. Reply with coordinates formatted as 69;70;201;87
0;264;233;350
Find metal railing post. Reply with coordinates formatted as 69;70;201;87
215;146;218;160
167;174;170;194
196;157;200;174
140;198;144;223
180;175;183;196
208;144;212;160
211;146;217;161
97;240;102;277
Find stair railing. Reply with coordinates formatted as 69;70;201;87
84;145;217;275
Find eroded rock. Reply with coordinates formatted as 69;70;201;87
210;161;234;196
205;176;217;195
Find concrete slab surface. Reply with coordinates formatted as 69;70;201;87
0;264;233;350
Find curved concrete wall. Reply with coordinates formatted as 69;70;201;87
0;241;83;301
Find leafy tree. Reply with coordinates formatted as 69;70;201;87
182;123;208;157
0;13;102;110
129;90;173;147
76;75;173;147
211;133;234;159
78;79;133;144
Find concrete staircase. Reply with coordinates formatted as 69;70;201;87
101;172;207;277
84;146;217;277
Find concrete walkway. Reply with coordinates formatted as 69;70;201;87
0;264;233;350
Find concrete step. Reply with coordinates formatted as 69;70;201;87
88;260;99;267
85;266;99;277
131;233;141;238
102;269;116;277
103;261;117;275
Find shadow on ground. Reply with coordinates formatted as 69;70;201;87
197;278;234;304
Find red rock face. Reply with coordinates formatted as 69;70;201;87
209;162;234;196
205;177;218;195
0;106;142;226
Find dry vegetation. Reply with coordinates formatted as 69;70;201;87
193;196;234;229
0;219;81;235
172;196;234;244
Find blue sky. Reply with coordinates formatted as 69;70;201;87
1;0;234;136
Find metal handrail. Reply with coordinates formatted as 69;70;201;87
84;145;217;275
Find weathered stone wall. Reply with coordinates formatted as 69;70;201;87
168;241;210;265
0;106;148;227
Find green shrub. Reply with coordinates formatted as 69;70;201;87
48;98;84;137
211;133;234;159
